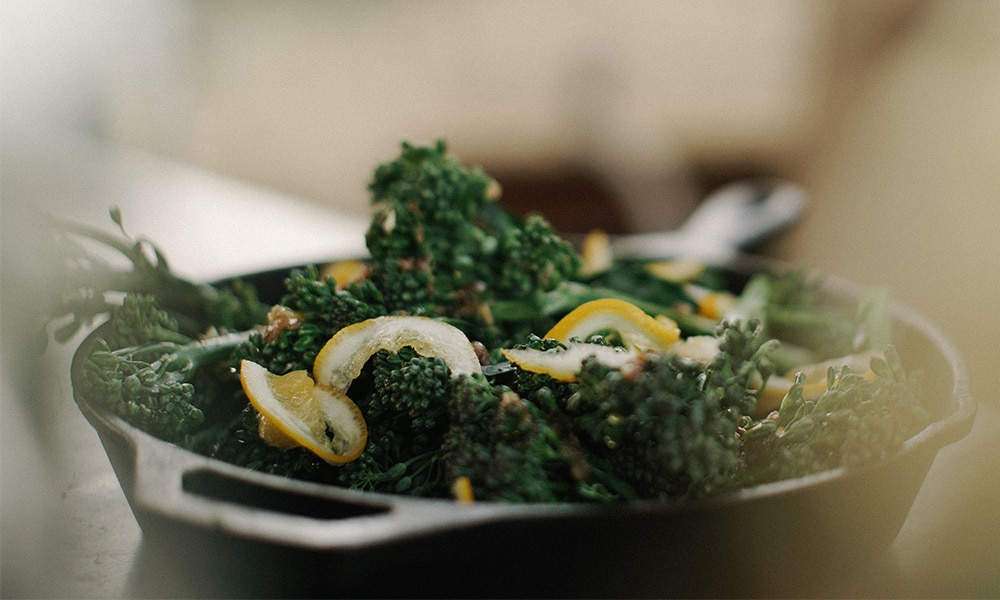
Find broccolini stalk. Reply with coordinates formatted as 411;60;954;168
81;330;252;441
727;269;894;373
487;280;717;339
739;345;930;484
50;208;267;342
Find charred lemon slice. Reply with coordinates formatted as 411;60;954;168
239;360;367;464
544;298;680;351
313;315;482;392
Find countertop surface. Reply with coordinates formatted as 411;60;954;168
3;131;999;598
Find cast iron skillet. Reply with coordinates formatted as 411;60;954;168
71;258;975;598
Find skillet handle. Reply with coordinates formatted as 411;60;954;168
118;424;494;549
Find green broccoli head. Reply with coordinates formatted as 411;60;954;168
236;266;388;374
565;320;774;501
81;328;253;443
568;352;740;501
367;347;453;431
104;293;193;349
740;345;930;483
365;140;498;312
442;374;591;503
363;140;582;340
493;213;581;297
81;338;205;441
332;348;455;497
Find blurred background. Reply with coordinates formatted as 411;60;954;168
2;0;998;597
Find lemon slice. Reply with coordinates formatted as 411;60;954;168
313;315;482;392
240;360;367;464
645;259;705;282
579;229;612;277
544;298;680;351
501;343;639;382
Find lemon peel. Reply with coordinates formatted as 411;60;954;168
501;343;639;382
239;360;367;464
544;298;680;351
313;315;482;392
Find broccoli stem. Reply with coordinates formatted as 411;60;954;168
154;330;255;374
52;211;267;337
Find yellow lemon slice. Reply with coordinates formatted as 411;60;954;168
645;259;705;283
240;360;367;464
313;315;482;392
544;298;680;351
579;229;612;277
501;343;639;382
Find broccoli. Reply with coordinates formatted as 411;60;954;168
363;140;581;345
333;348;454;496
80;329;252;442
563;320;775;501
74;291;251;442
54;140;929;509
102;292;193;349
48;210;266;446
739;345;930;484
49;208;267;343
442;374;592;503
236;266;387;374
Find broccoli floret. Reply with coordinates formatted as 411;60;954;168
739;345;930;483
80;330;252;442
365;140;498;314
363;140;581;346
334;348;454;497
442;374;592;503
494;213;581;297
565;320;774;501
103;293;192;349
236;266;388;374
367;348;452;431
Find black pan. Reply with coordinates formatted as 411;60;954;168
71;259;975;598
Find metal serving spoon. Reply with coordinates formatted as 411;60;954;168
609;179;807;263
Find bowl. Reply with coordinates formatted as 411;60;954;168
71;259;975;598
